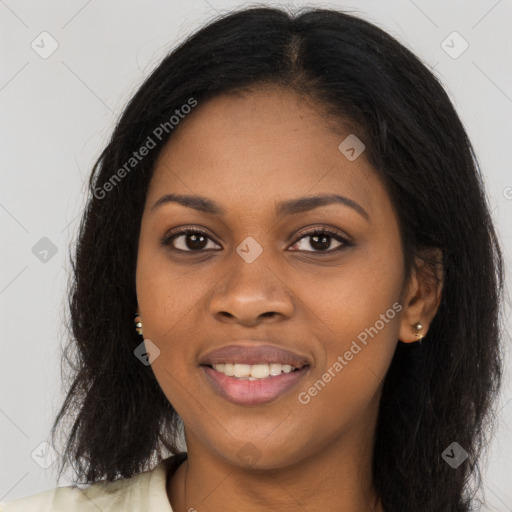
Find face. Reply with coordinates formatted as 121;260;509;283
136;85;410;470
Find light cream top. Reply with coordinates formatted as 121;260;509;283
1;453;187;512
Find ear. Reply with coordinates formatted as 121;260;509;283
398;248;443;343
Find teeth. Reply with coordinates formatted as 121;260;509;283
224;363;235;376
234;364;251;377
212;363;298;379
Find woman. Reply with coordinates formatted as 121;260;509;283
2;5;504;512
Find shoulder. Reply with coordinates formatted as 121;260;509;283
0;453;187;512
1;485;94;512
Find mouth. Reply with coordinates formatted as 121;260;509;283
198;342;311;405
200;363;310;406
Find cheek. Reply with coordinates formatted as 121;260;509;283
301;240;404;380
293;266;402;436
135;248;211;417
136;231;210;338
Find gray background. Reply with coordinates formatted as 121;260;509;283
1;0;511;509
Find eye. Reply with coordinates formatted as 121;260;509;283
288;228;351;253
162;228;221;252
161;226;351;254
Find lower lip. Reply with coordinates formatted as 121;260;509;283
201;365;309;406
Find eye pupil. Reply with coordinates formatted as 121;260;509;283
186;233;208;250
310;234;331;251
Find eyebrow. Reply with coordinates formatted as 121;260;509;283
151;193;370;221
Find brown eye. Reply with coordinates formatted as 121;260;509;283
161;227;351;254
162;229;221;252
289;228;351;253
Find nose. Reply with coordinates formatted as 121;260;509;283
209;257;295;326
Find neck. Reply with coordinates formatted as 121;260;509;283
167;409;383;512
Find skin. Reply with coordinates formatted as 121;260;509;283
135;84;443;512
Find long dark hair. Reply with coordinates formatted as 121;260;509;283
50;6;504;511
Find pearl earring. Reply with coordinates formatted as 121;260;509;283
413;322;424;343
134;314;143;336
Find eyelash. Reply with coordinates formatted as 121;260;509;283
161;226;352;254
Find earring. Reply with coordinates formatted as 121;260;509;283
413;322;423;344
134;314;143;337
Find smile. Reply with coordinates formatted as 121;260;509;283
201;364;310;405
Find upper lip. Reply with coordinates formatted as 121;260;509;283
199;342;311;368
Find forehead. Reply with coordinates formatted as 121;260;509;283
146;85;389;223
